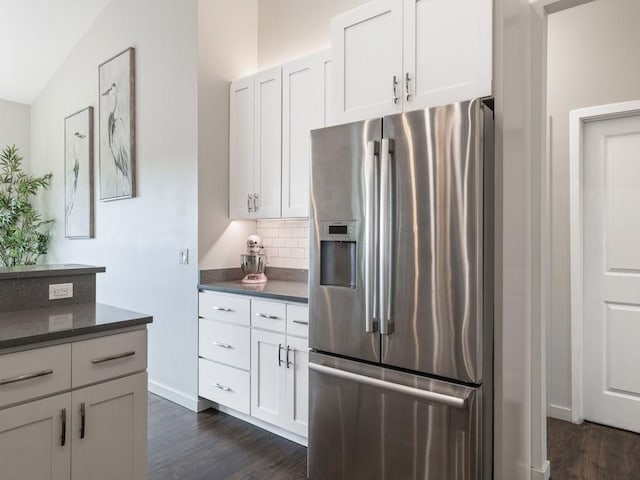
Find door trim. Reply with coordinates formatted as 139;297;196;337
569;100;640;423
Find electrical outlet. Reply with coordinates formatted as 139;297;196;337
180;248;189;265
49;283;73;300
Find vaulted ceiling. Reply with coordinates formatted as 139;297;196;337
0;0;111;104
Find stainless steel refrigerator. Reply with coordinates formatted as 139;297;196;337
308;98;494;480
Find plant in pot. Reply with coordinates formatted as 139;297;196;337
0;145;54;266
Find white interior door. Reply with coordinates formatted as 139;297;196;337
583;110;640;432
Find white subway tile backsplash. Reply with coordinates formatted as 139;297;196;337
257;219;309;269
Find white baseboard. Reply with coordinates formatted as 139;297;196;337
531;460;551;480
204;403;307;447
548;404;573;422
148;380;199;412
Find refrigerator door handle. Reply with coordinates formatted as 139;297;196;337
364;140;379;333
379;138;393;335
309;363;468;409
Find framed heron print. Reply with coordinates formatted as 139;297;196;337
99;47;135;201
65;106;94;238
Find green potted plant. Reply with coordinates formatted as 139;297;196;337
0;145;54;266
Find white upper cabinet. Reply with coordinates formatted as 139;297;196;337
331;0;403;124
282;51;327;218
229;51;332;220
254;67;282;218
403;0;492;110
332;0;492;124
229;76;255;219
229;69;282;219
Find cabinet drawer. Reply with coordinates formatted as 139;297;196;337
72;330;147;388
252;299;286;332
199;291;250;326
199;358;250;414
199;319;250;370
287;304;309;338
0;344;71;408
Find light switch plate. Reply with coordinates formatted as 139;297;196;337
49;283;73;300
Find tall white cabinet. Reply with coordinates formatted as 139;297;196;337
229;69;282;219
332;0;492;124
229;51;331;220
282;51;330;217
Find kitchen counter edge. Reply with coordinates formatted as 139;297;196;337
198;281;309;304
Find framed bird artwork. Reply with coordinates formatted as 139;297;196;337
98;47;136;201
64;106;94;238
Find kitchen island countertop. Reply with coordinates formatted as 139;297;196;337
0;303;152;350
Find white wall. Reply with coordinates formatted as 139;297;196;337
257;0;368;69
30;0;201;409
547;0;640;414
0;99;30;167
198;0;258;270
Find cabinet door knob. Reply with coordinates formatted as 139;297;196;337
253;193;259;212
278;343;283;367
247;194;253;213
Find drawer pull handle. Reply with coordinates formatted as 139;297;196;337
60;408;67;446
91;350;136;364
213;306;233;312
278;343;283;367
257;313;279;320
214;383;232;392
212;341;232;349
0;369;54;385
292;320;309;325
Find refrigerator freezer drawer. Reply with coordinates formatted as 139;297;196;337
308;353;482;480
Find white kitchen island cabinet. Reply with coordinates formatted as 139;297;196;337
0;307;151;480
0;392;72;480
332;0;492;124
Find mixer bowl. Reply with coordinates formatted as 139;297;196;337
241;254;266;274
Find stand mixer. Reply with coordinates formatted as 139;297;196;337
240;235;267;284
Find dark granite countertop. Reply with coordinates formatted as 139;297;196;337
0;303;152;350
0;264;106;280
199;280;308;304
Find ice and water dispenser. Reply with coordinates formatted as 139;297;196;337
319;221;357;289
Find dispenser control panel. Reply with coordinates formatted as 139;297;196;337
320;221;358;241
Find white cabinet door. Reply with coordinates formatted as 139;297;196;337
251;329;286;427
254;67;282;218
322;53;333;127
331;0;403;124
403;0;492;110
285;335;309;437
229;76;255;219
0;393;71;480
71;372;147;480
282;53;325;218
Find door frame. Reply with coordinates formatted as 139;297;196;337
568;100;640;424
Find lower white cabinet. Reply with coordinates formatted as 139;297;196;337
0;329;149;480
0;392;71;480
251;327;309;437
198;291;309;441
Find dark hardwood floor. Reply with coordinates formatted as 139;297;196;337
148;394;307;479
548;417;640;480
